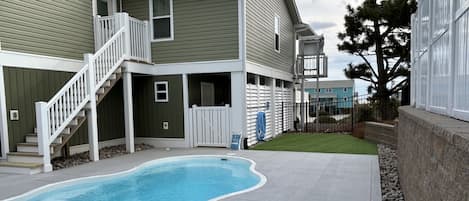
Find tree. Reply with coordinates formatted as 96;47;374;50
337;0;416;120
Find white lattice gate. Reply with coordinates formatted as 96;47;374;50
188;105;232;147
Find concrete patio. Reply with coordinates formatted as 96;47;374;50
0;148;381;201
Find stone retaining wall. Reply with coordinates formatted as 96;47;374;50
364;121;397;147
398;106;469;201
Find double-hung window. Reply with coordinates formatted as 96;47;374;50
150;0;173;41
155;81;169;102
274;15;280;52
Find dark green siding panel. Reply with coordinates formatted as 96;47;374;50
0;0;94;60
69;80;125;146
122;0;239;64
133;75;184;138
4;67;125;151
4;67;73;151
246;0;295;73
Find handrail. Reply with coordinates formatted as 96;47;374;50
35;12;151;172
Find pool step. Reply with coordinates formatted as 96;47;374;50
0;161;43;175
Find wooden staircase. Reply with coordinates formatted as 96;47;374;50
0;68;123;174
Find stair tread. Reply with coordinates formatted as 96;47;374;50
17;142;60;147
7;152;43;157
0;161;42;168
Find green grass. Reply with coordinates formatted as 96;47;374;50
252;134;378;155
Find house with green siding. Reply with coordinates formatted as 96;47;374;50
0;0;318;174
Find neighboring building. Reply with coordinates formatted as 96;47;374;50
0;0;318;173
303;80;355;113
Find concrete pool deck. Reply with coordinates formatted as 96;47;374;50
0;148;381;201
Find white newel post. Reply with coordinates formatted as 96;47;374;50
144;20;152;63
123;71;135;153
35;102;52;172
85;54;99;161
122;13;131;60
271;78;276;137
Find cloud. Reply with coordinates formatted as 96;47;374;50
309;21;337;30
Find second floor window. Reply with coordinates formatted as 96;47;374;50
151;0;173;41
274;15;280;52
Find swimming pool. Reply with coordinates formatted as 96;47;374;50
8;155;266;201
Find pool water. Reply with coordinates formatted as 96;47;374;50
16;156;263;201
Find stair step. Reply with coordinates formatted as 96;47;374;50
96;87;105;95
103;80;111;87
0;161;42;174
62;127;71;135
69;119;79;126
7;152;43;164
77;110;86;118
109;74;117;80
26;134;63;144
17;143;56;154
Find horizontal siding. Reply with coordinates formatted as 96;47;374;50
3;67;124;151
0;0;94;60
246;0;295;73
123;0;239;64
133;75;184;138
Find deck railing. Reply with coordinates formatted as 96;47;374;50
35;13;149;172
95;13;151;63
411;0;469;122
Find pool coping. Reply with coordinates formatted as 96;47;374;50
4;155;267;201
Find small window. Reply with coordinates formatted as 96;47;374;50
150;0;173;41
344;88;348;92
155;81;169;102
274;15;280;52
344;97;348;102
326;88;332;93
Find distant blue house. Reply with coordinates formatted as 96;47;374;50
304;80;355;113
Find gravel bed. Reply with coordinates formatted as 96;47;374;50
378;144;405;201
52;143;154;170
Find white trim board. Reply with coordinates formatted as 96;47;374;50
69;138;126;155
246;61;294;82
0;65;9;159
123;59;243;75
135;137;189;148
0;50;83;72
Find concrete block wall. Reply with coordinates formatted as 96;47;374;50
398;106;469;201
364;121;397;147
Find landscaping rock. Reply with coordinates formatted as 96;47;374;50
52;143;154;170
378;144;405;201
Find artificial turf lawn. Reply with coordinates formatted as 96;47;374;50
252;134;378;155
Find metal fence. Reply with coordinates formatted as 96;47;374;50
279;95;399;133
411;0;469;122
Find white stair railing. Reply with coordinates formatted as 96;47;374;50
35;13;149;172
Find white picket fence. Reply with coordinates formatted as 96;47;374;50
188;105;232;147
35;13;150;171
411;0;469;122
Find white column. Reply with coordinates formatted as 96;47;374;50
35;102;52;172
122;13;131;59
182;74;191;147
123;72;134;153
85;54;99;161
270;78;276;138
0;65;9;159
231;72;246;139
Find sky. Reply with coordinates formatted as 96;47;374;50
295;0;369;95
